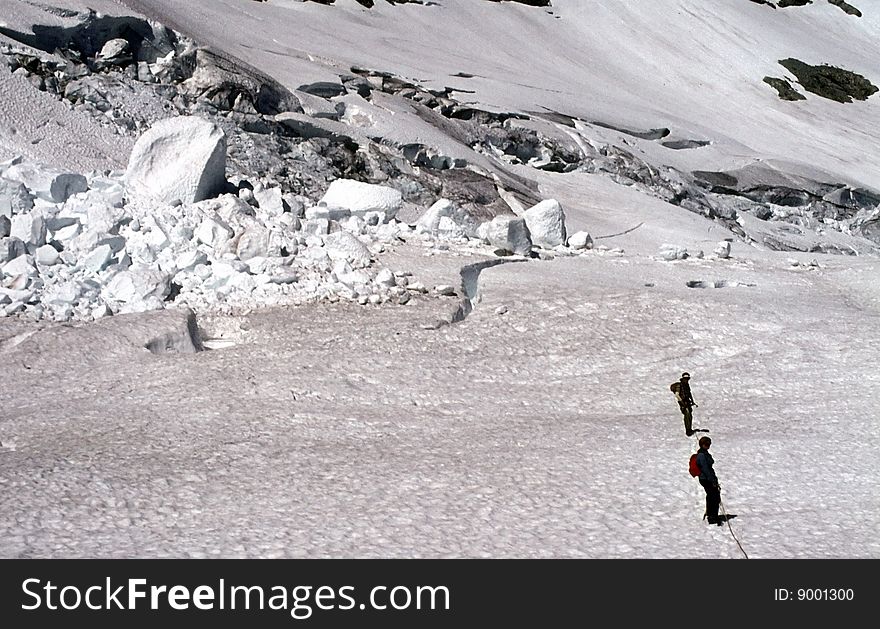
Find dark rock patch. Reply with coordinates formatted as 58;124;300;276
779;58;877;103
763;76;807;101
827;0;861;17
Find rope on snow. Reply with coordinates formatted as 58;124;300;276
719;493;749;559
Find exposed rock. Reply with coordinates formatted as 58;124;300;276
194;216;234;253
323;230;373;268
477;215;532;256
567;231;594;250
659;244;689;260
0;237;27;263
10;213;47;248
2;253;36;281
34;244;60;266
125;116;228;205
101;265;171;313
0;180;35;216
96;38;132;66
415;198;480;237
82;244;114;274
182;48;302;115
301;218;330;236
234;227;271;260
253;186;287;216
827;0;862;17
437;216;466;240
714;241;732;259
49;173;89;203
433;284;456;296
319;179;403;221
763;76;806;101
523;199;566;248
779;58;877;103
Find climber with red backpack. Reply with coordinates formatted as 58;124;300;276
690;436;735;525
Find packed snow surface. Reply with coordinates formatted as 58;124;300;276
0;0;878;558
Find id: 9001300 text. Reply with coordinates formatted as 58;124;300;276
774;588;854;601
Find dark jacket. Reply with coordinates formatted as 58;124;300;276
679;379;694;408
696;448;718;484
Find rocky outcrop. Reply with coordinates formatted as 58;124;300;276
778;58;877;103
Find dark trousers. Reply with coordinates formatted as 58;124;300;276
680;404;693;435
699;479;721;521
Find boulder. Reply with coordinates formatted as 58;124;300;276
301;219;330;236
35;244;60;266
374;268;396;288
235;227;271;260
659;244;689;260
319;179;402;221
82;244;114;274
437;216;466;240
125;116;227;205
477;216;532;256
10;214;47;248
523;199;566;249
253;186;287;216
714;241;732;259
2;163;55;201
194;217;234;252
0;179;34;216
101;266;171;312
567;231;594;250
415;198;479;237
97;38;131;65
49;173;89;203
323;231;373;268
2;254;36;280
0;237;27;263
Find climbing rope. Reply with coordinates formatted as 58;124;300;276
689;433;749;559
719;492;749;559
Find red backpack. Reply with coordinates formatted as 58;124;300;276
688;453;701;477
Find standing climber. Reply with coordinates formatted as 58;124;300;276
676;372;698;436
696;436;723;525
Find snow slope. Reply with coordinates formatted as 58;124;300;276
0;0;878;558
109;0;880;189
1;243;878;558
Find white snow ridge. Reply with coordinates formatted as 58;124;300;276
0;0;878;564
